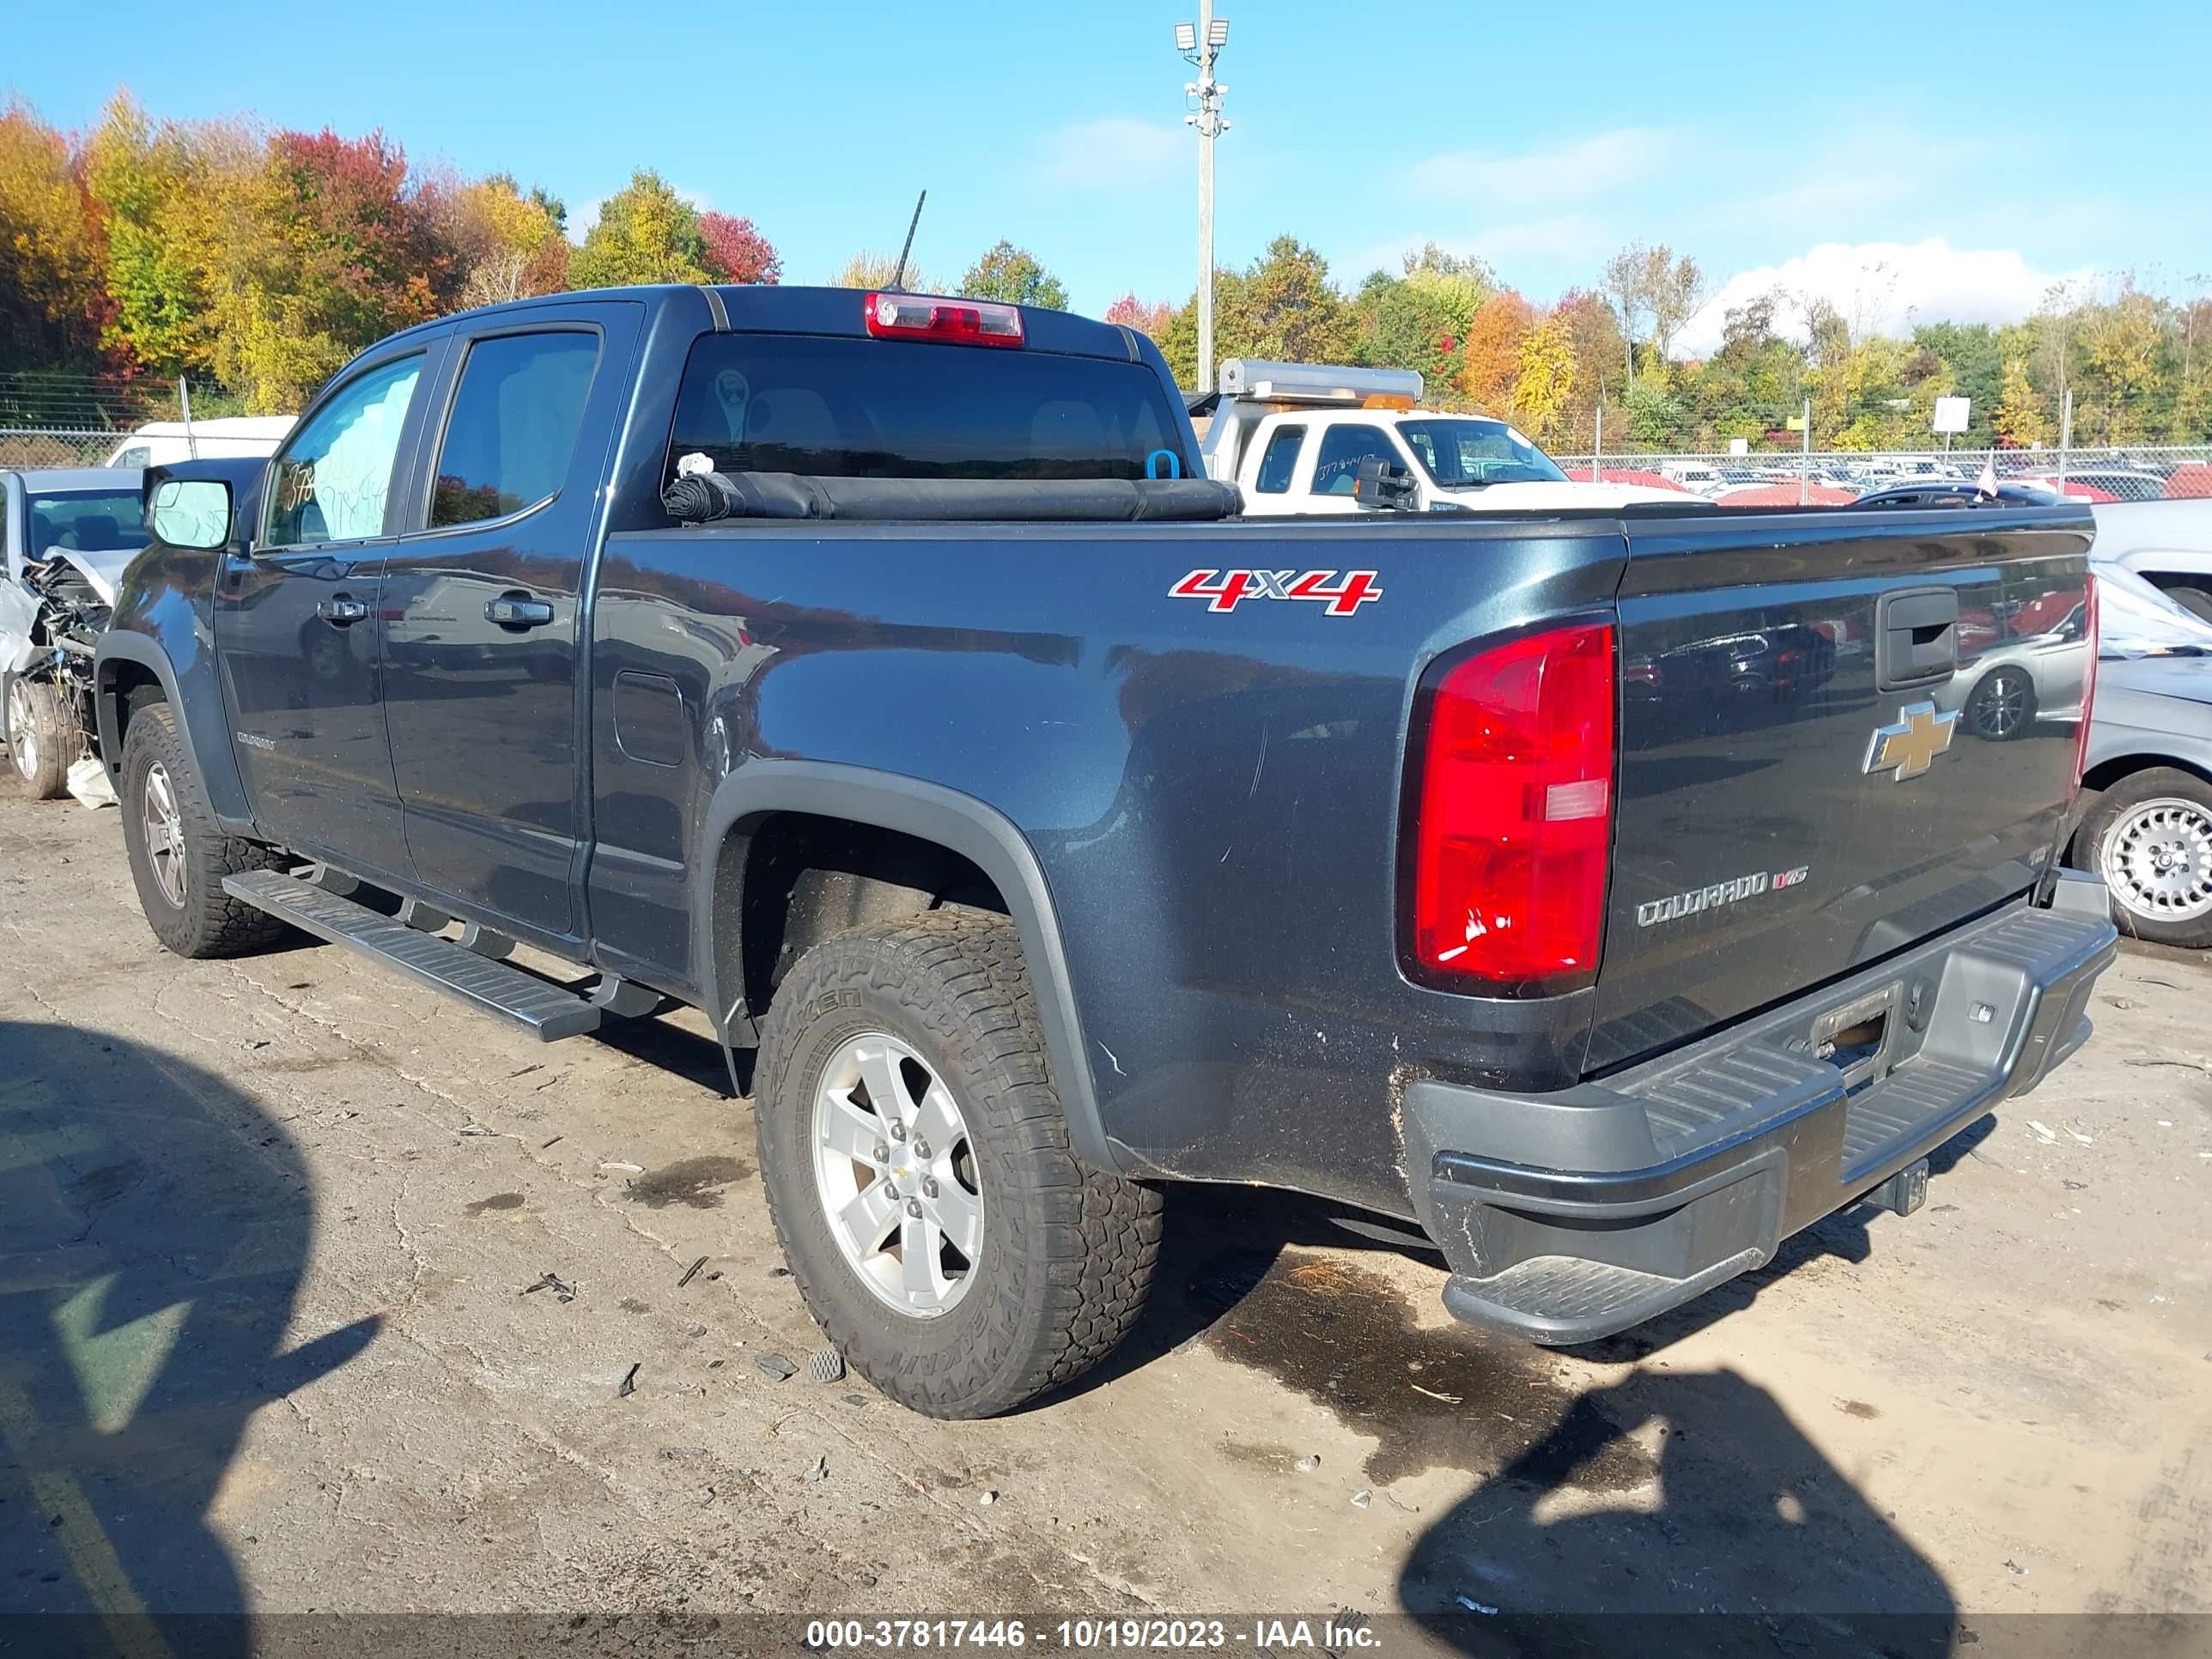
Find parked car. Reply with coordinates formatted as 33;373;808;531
1;467;153;796
101;416;295;470
1198;361;1683;514
2090;497;2212;623
99;283;2114;1417
2066;563;2212;946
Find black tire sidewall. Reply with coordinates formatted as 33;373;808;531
120;704;210;954
756;927;1063;1414
2075;768;2212;947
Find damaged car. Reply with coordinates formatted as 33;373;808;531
1;467;150;799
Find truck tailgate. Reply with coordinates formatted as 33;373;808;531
1589;507;2094;1072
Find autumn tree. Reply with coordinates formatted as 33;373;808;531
1228;235;1357;363
2080;279;2161;443
1509;312;1577;446
441;172;569;309
1103;293;1174;337
697;211;781;285
570;170;709;290
1994;356;2048;448
83;93;211;377
0;100;106;375
833;250;938;292
959;240;1067;309
1457;289;1534;410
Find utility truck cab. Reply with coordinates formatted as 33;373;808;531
1199;359;1683;515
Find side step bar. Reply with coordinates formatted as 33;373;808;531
222;869;603;1042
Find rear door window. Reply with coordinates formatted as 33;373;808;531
429;331;601;527
667;335;1191;485
1253;426;1305;494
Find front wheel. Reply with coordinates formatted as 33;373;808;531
118;697;291;957
755;910;1162;1418
3;674;70;799
2070;768;2212;948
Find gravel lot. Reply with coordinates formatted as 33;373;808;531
2;788;2208;1651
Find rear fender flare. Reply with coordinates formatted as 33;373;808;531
695;760;1117;1172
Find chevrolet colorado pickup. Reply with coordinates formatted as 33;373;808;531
97;284;2117;1418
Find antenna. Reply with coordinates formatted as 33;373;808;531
887;190;927;293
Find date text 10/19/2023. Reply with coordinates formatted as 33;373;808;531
804;1619;1383;1651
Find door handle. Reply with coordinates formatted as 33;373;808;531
485;593;556;630
316;595;368;626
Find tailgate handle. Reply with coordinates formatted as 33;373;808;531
1876;587;1958;690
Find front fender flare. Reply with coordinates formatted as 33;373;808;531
695;760;1119;1173
94;631;254;830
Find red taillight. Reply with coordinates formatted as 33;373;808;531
2072;570;2100;795
1409;623;1616;992
863;291;1024;348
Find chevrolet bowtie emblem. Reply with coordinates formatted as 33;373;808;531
1863;701;1959;782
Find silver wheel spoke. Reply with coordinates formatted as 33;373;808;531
836;1180;901;1256
911;1081;963;1158
818;1091;882;1163
900;1216;941;1300
856;1042;911;1120
925;1182;982;1259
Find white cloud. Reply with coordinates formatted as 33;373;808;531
1408;127;1682;214
1030;118;1184;191
1677;239;2098;357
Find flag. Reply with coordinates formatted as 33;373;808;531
1976;457;1999;498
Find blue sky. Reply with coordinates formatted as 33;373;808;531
11;0;2211;347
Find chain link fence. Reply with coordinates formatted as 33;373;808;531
1555;444;2212;504
0;429;130;469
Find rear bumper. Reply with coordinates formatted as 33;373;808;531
1407;872;2118;1345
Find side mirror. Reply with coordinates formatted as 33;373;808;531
145;474;233;551
1352;457;1418;512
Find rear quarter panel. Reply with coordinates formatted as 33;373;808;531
587;515;1626;1215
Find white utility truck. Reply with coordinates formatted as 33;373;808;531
1197;360;1683;514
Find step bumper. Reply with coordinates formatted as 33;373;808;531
1408;874;2118;1346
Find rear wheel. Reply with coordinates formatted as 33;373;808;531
118;696;291;958
755;909;1161;1418
2070;768;2212;948
3;674;70;799
1965;665;2037;741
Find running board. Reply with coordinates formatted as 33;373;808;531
222;869;602;1041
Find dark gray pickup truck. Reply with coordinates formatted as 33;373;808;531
96;284;2116;1417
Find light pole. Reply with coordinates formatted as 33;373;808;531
1176;9;1230;395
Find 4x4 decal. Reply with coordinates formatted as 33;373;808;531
1169;568;1383;616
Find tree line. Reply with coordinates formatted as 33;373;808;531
4;92;2208;450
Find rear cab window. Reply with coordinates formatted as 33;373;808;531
665;335;1193;493
1253;425;1305;494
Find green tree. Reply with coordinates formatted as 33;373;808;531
84;93;210;377
959;240;1067;309
1912;320;2001;445
1359;245;1492;388
2079;279;2163;444
1223;235;1357;364
569;170;709;290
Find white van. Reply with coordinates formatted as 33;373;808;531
103;416;296;469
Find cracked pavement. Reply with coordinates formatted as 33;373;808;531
2;790;2209;1637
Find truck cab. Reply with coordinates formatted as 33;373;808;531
1198;359;1683;515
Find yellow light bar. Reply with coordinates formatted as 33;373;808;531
1363;393;1417;410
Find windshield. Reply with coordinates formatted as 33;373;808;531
29;491;149;561
1396;418;1568;488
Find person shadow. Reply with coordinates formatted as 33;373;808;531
0;1018;378;1658
1397;1366;1960;1657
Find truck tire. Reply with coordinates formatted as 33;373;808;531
118;696;291;958
4;674;70;799
2069;767;2212;948
1964;665;2036;741
754;909;1161;1418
